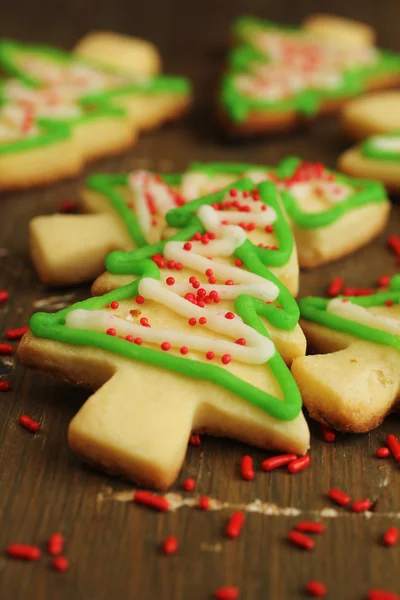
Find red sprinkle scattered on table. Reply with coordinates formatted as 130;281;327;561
6;326;29;340
288;455;310;474
182;478;195;492
327;277;344;297
382;526;399;547
0;381;10;392
58;200;77;213
351;499;372;513
296;521;325;534
52;556;69;572
0;290;9;304
305;580;327;597
133;491;169;512
48;533;64;556
226;512;245;539
288;530;315;550
342;287;374;297
261;453;297;471
386;434;400;462
162;536;179;555
328;488;350;507
377;275;391;287
367;590;400;600
0;343;13;355
19;415;40;433
376;447;390;458
198;496;210;511
214;586;240;600
321;424;335;442
240;455;254;481
189;434;201;446
7;544;41;561
387;234;400;256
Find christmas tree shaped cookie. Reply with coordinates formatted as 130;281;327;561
0;37;190;190
93;177;299;300
180;159;391;268
339;132;400;193
220;15;400;136
292;276;400;433
30;170;185;286
18;201;310;489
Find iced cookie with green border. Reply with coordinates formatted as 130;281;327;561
180;158;391;268
18;201;309;489
338;132;400;194
341;90;400;141
30;170;184;286
220;16;400;136
292;276;400;433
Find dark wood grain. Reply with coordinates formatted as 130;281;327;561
0;1;399;599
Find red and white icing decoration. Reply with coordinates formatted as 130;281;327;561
66;203;280;364
282;162;353;204
3;80;82;120
128;171;185;242
327;298;400;336
0;103;38;142
181;170;273;201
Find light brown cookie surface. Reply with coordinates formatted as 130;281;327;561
341;90;400;141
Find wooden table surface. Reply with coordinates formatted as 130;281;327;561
0;1;399;599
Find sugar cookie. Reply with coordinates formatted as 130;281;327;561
0;38;190;191
19;204;309;489
338;133;400;193
30;171;184;286
341;90;400;141
292;276;400;433
301;14;375;48
220;16;400;136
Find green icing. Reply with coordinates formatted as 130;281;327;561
85;172;183;248
299;275;400;351
361;132;400;162
0;116;70;155
184;159;388;230
29;219;303;421
106;176;294;273
221;17;400;123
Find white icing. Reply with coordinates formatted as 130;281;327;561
327;298;400;336
66;203;280;365
287;180;352;204
369;136;400;153
180;170;272;202
128;171;180;242
0;104;39;141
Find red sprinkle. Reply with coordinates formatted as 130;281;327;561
388;234;400;256
214;586;240;600
180;347;189;355
221;354;231;365
288;530;315;550
288;455;310;474
206;351;215;360
106;328;116;336
226;512;245;539
188;318;197;326
382;526;399;547
386;434;400;462
166;277;175;286
234;259;243;266
133;491;169;512
305;580;327;597
378;275;391;287
342;287;374;297
328;488;350;507
19;415;40;433
386;300;394;307
241;455;254;481
135;295;144;304
262;453;297;471
225;312;235;320
183;242;192;251
296;522;325;534
134;338;142;345
367;590;400;600
327;277;344;297
58;200;77;213
161;342;171;351
0;381;10;392
110;301;119;310
321;424;336;442
198;496;210;510
162;535;178;555
199;317;207;325
0;343;13;355
183;478;195;492
0;290;9;304
376;447;390;458
189;434;201;446
48;533;64;556
52;556;69;572
7;544;41;561
351;499;372;513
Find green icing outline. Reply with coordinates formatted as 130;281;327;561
85;172;183;249
221;18;400;123
299;275;400;351
29;231;303;421
361;132;400;162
